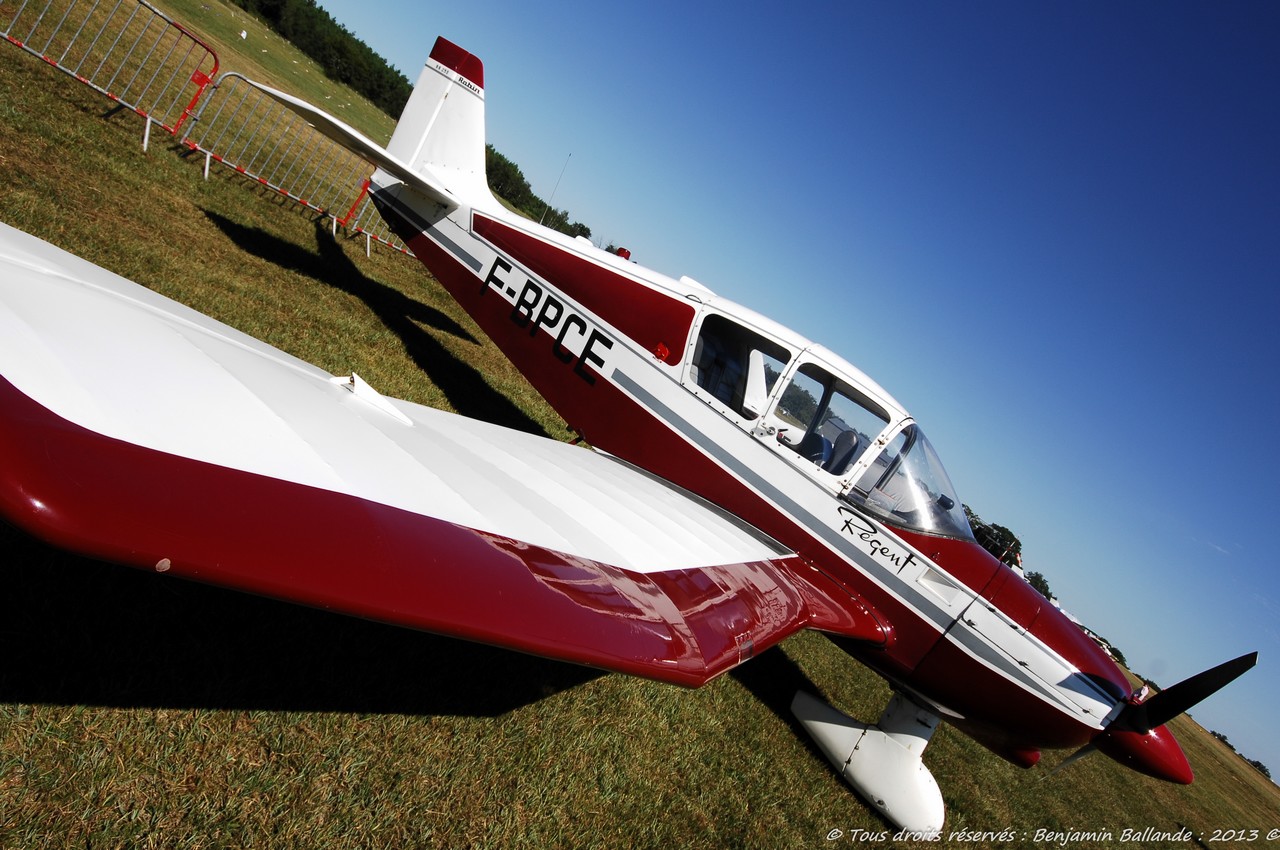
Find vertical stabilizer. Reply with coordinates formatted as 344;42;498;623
383;36;490;202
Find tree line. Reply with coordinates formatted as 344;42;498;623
228;0;412;116
1210;732;1271;781
486;146;592;239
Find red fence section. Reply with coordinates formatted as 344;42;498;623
1;0;217;134
2;0;409;256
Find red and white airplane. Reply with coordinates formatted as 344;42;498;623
0;36;1254;835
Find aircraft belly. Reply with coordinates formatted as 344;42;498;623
926;599;1118;734
911;634;1105;748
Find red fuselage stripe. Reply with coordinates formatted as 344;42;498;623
472;214;693;366
384;209;941;675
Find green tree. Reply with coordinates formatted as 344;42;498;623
228;0;410;115
563;220;592;239
964;505;1023;567
229;4;604;257
1025;570;1052;600
779;382;819;428
486;145;534;209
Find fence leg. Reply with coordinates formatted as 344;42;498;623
365;232;371;258
204;151;211;180
142;116;152;152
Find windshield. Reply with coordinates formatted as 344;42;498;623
848;425;973;539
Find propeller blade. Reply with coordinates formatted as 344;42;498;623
1042;743;1097;780
1121;652;1257;734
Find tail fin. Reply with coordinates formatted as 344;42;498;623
246;36;488;210
384;37;490;202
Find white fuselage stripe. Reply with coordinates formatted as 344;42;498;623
611;367;1109;725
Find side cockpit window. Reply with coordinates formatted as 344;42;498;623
689;314;789;419
773;363;890;477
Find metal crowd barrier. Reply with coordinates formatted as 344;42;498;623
1;0;218;140
2;0;409;255
181;71;410;256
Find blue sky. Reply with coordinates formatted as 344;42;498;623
312;0;1279;780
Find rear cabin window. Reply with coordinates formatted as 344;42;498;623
690;315;790;419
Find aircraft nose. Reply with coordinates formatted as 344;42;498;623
1094;723;1193;784
1092;651;1256;785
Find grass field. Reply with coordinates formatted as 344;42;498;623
1;4;1278;847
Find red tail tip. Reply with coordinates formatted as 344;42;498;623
430;37;484;91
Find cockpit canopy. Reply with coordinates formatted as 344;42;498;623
689;311;973;541
848;424;972;540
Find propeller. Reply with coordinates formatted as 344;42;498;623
1113;651;1257;735
1043;742;1097;778
1048;651;1257;782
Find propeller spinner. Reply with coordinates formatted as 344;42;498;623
1066;652;1257;783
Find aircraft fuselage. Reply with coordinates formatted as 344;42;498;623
370;183;1133;762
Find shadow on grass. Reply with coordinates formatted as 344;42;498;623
202;209;551;438
730;643;828;740
0;522;599;715
730;643;904;834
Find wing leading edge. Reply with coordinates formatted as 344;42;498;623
0;223;885;686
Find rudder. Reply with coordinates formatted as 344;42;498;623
384;36;489;202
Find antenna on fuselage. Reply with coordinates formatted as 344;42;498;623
539;152;573;226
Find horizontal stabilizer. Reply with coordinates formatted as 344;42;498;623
246;80;458;212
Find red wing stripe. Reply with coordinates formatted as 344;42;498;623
0;375;809;687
